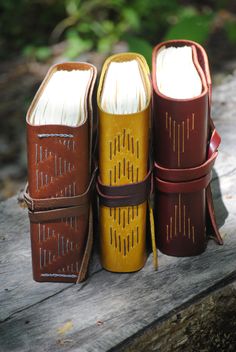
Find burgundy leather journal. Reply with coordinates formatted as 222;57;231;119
24;62;97;282
152;40;223;256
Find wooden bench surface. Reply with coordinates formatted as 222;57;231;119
0;74;236;352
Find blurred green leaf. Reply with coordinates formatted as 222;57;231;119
125;36;152;67
164;13;213;44
1;0;235;62
35;46;52;61
98;34;118;53
225;20;236;43
22;45;52;61
65;0;80;16
77;22;91;33
22;45;35;58
64;31;93;58
178;6;198;18
122;8;140;30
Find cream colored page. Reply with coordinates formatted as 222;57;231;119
30;69;92;126
156;46;202;99
101;60;147;114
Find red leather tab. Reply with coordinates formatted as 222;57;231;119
208;128;221;158
206;186;223;245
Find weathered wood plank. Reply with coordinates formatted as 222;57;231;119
2;169;235;352
0;74;236;352
0;198;102;322
116;281;236;352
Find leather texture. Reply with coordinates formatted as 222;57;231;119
24;62;97;282
97;53;152;272
152;40;223;257
96;167;152;207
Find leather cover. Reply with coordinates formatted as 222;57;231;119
152;40;223;256
24;62;97;282
97;53;152;272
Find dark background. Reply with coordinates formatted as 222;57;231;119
0;0;236;200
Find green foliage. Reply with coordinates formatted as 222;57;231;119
0;0;236;63
64;30;93;58
125;36;152;67
225;20;236;43
0;0;65;60
52;0;180;61
164;8;214;44
23;46;52;61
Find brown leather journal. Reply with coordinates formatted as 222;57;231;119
152;40;223;256
24;62;97;282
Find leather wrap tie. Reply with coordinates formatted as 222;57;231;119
154;128;220;193
96;167;152;207
24;168;97;222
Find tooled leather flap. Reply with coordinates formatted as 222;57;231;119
25;166;97;225
26;123;90;200
154;124;221;182
24;167;97;211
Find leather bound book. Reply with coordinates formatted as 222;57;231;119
152;40;223;256
97;53;152;272
24;62;97;282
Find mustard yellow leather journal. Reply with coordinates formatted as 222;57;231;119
97;53;152;272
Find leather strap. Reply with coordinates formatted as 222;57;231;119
24;168;97;211
28;204;88;223
97;168;152;207
156;172;211;194
154;125;220;182
206;185;223;245
155;124;223;245
206;122;223;245
208;125;221;159
25;167;97;222
77;205;93;283
155;152;217;182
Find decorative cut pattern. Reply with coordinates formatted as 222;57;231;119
33;135;85;277
166;194;195;243
109;207;140;256
37;218;81;274
108;128;142;256
165;112;195;167
109;129;140;185
35;138;76;194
